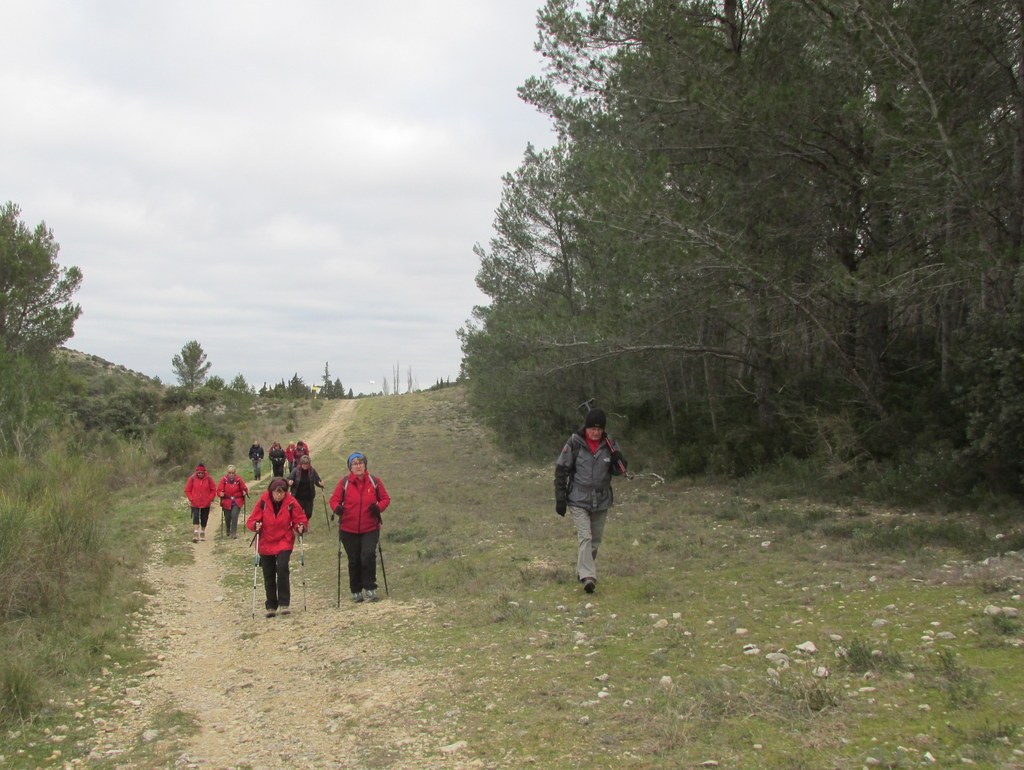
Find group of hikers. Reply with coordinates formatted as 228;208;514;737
185;443;391;617
183;405;627;618
246;438;311;480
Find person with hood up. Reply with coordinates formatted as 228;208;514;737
285;442;297;473
216;465;249;539
246;478;308;618
287;454;324;529
185;463;217;543
330;451;391;602
554;407;627;594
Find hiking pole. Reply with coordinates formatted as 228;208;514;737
336;533;342;608
250;531;260;620
321;494;331;528
378;538;389;597
298;532;307;611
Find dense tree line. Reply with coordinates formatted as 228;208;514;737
461;0;1024;497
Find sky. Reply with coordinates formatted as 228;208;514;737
1;1;555;394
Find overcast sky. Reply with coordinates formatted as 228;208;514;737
1;1;554;394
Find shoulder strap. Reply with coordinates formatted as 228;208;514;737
340;475;380;502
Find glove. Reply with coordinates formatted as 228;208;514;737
369;502;381;516
333;505;343;518
556;500;566;517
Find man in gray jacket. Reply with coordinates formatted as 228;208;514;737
554;408;627;593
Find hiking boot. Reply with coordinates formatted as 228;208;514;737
192;529;200;543
200;529;206;541
266;609;277;618
352;592;364;603
583;578;596;594
365;589;379;602
279;606;291;616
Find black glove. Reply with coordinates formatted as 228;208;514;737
369;502;381;517
333;505;343;517
556;500;566;517
611;451;625;470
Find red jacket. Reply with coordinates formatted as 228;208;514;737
185;472;217;507
329;473;391;534
245;490;308;555
295;441;310;459
216;475;249;510
285;444;296;463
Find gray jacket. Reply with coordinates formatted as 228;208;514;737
554;431;625;512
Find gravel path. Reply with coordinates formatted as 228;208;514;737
88;401;475;769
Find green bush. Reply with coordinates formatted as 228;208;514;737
154;413;234;468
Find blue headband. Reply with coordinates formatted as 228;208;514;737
347;452;366;469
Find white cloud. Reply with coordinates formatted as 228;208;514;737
2;0;553;391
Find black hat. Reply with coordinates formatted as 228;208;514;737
584;408;607;429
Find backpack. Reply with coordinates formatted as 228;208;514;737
338;475;382;502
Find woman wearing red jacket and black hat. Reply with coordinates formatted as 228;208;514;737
329;451;391;603
246;478;308;617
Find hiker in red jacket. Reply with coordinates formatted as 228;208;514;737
246;478;308;618
285;442;297;473
185;463;217;543
216;465;249;539
329;451;391;603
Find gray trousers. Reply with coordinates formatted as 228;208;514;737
569;505;608;582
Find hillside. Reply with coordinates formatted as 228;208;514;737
8;388;1024;769
58;347;163;387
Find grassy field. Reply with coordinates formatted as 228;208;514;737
4;386;1024;768
290;388;1024;768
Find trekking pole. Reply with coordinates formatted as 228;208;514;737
321;494;331;528
298;532;307;611
378;539;389;597
250;531;260;620
337;533;342;608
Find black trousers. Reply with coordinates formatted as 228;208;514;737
340;530;379;593
297;497;314;526
260;550;292;610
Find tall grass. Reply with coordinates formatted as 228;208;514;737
0;445;129;720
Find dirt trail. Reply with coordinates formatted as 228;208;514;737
92;401;465;770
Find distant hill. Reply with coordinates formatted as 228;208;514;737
58;347;163;388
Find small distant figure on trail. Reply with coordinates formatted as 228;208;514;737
554;408;627;594
285;442;297;473
248;440;265;480
287;454;324;528
330;451;391;603
295;439;310;461
217;465;249;539
185;463;217;543
246;478;307;618
268;441;287;478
